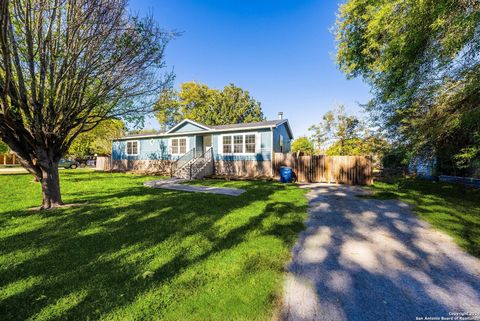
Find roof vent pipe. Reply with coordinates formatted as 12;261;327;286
278;112;284;120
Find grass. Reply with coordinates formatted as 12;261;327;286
0;171;308;321
365;177;480;257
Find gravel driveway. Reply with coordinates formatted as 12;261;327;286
282;183;480;321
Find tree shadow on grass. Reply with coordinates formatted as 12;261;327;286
367;179;480;257
0;179;307;320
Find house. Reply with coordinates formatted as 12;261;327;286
111;114;293;178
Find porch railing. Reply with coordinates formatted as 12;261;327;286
170;148;196;177
188;147;213;179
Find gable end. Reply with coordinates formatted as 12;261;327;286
166;119;211;134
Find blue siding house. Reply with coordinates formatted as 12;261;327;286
111;117;293;178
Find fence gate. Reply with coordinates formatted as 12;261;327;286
273;153;373;185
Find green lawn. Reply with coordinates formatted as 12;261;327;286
0;171;307;321
366;178;480;257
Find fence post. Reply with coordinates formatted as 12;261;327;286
367;156;373;185
272;152;275;178
211;147;215;176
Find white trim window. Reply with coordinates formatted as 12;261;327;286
245;134;256;153
170;137;188;155
221;133;259;155
222;136;232;153
126;140;140;156
233;135;243;153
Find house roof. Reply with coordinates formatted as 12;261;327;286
118;132;165;139
210;120;284;130
116;118;293;140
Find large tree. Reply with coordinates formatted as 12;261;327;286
336;0;480;175
154;82;265;129
0;0;174;208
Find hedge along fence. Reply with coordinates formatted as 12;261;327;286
273;153;373;185
0;153;20;165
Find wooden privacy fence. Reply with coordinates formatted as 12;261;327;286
95;156;111;171
0;153;20;165
273;153;373;185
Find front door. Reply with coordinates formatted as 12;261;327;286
194;135;203;157
203;135;212;153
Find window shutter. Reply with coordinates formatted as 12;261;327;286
255;132;261;154
218;135;223;154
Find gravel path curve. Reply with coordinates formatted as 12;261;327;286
282;184;480;321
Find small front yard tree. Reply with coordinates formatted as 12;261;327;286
0;0;174;208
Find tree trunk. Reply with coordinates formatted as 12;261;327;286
40;161;63;209
0;134;65;209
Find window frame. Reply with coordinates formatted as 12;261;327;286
222;135;232;154
233;134;244;154
244;133;256;154
220;132;258;155
170;137;189;155
125;140;140;156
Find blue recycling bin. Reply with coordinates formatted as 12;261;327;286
279;166;293;183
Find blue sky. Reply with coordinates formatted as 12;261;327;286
129;0;371;137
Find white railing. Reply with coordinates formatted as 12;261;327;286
170;148;196;177
188;147;213;179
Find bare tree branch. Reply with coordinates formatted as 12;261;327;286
0;0;175;208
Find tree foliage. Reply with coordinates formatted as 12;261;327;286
336;0;480;175
309;105;361;151
127;129;163;135
325;136;388;157
68;120;125;158
0;139;8;154
291;136;315;155
155;82;265;129
309;106;389;158
0;0;174;208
